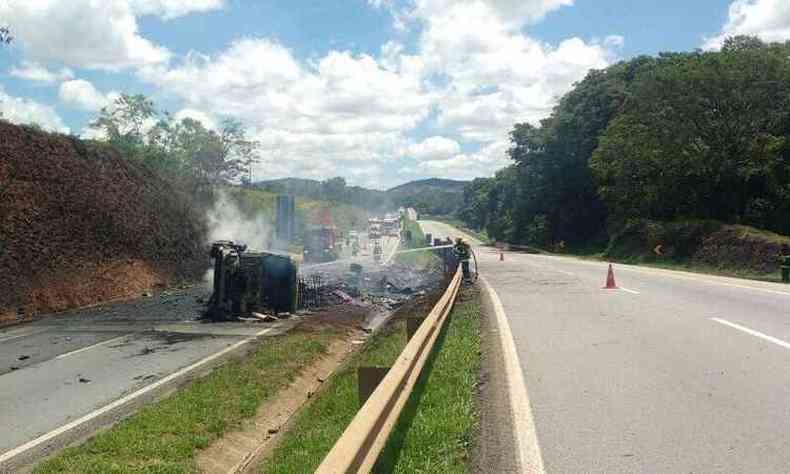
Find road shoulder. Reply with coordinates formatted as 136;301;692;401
471;279;521;473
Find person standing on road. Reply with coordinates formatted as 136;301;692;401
781;244;790;283
453;237;471;280
373;240;382;264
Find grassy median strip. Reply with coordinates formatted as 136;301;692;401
397;217;441;269
260;286;481;473
35;329;338;474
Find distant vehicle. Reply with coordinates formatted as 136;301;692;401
303;226;338;263
373;240;383;264
382;217;400;237
369;223;383;240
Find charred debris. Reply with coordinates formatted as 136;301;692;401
203;239;440;322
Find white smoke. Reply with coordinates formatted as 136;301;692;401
203;189;273;289
206;190;272;250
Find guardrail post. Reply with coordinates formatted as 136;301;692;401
357;367;389;405
406;318;424;340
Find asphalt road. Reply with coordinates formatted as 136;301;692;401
0;233;402;470
0;285;300;470
420;221;790;473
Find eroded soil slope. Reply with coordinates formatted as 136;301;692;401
0;121;206;323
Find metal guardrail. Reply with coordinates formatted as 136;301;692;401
316;266;463;473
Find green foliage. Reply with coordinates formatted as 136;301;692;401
592;40;790;232
257;177;467;213
458;36;790;249
257;177;390;211
262;287;481;474
604;219;722;261
90;94;260;190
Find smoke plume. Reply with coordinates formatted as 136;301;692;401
203;190;273;288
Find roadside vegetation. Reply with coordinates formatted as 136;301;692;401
424;215;489;244
456;36;790;278
34;329;339;473
396;216;441;269
260;286;481;473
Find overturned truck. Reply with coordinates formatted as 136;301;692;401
207;240;298;320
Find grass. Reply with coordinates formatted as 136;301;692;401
35;329;338;474
423;215;489;244
260;286;482;473
396;217;442;269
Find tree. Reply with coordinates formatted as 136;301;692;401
90;94;157;157
322;177;347;202
89;94;260;189
591;42;790;232
0;26;11;44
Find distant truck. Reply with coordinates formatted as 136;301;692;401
382;217;400;237
369;222;383;240
303;226;338;263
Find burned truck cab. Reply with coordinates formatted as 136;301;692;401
207;240;298;320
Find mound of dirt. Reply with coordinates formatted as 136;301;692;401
0;121;207;322
605;218;790;274
693;225;790;273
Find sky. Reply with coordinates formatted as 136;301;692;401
1;0;789;189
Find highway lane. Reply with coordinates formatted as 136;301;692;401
420;220;790;473
0;286;299;470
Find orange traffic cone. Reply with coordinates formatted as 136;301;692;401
603;264;618;289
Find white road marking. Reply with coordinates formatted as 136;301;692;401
711;318;790;350
619;287;640;295
0;326;274;465
481;276;545;474
0;329;46;343
55;334;129;360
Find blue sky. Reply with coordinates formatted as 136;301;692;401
0;0;787;188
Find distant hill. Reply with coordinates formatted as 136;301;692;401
385;178;468;198
255;176;470;216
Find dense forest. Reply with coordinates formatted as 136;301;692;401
457;36;790;252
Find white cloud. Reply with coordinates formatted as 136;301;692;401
9;61;74;83
59;79;119;111
5;0;618;187
139;38;435;187
0;87;70;133
406;140;511;180
0;0;170;70
704;0;790;50
408;136;461;160
412;0;574;27
128;0;224;19
416;1;615;140
173;108;218;129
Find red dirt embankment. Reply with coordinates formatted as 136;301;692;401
605;219;790;274
0;121;207;323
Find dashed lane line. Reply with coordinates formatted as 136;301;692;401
711;318;790;351
54;334;129;360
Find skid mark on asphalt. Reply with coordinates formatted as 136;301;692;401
711;318;790;350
